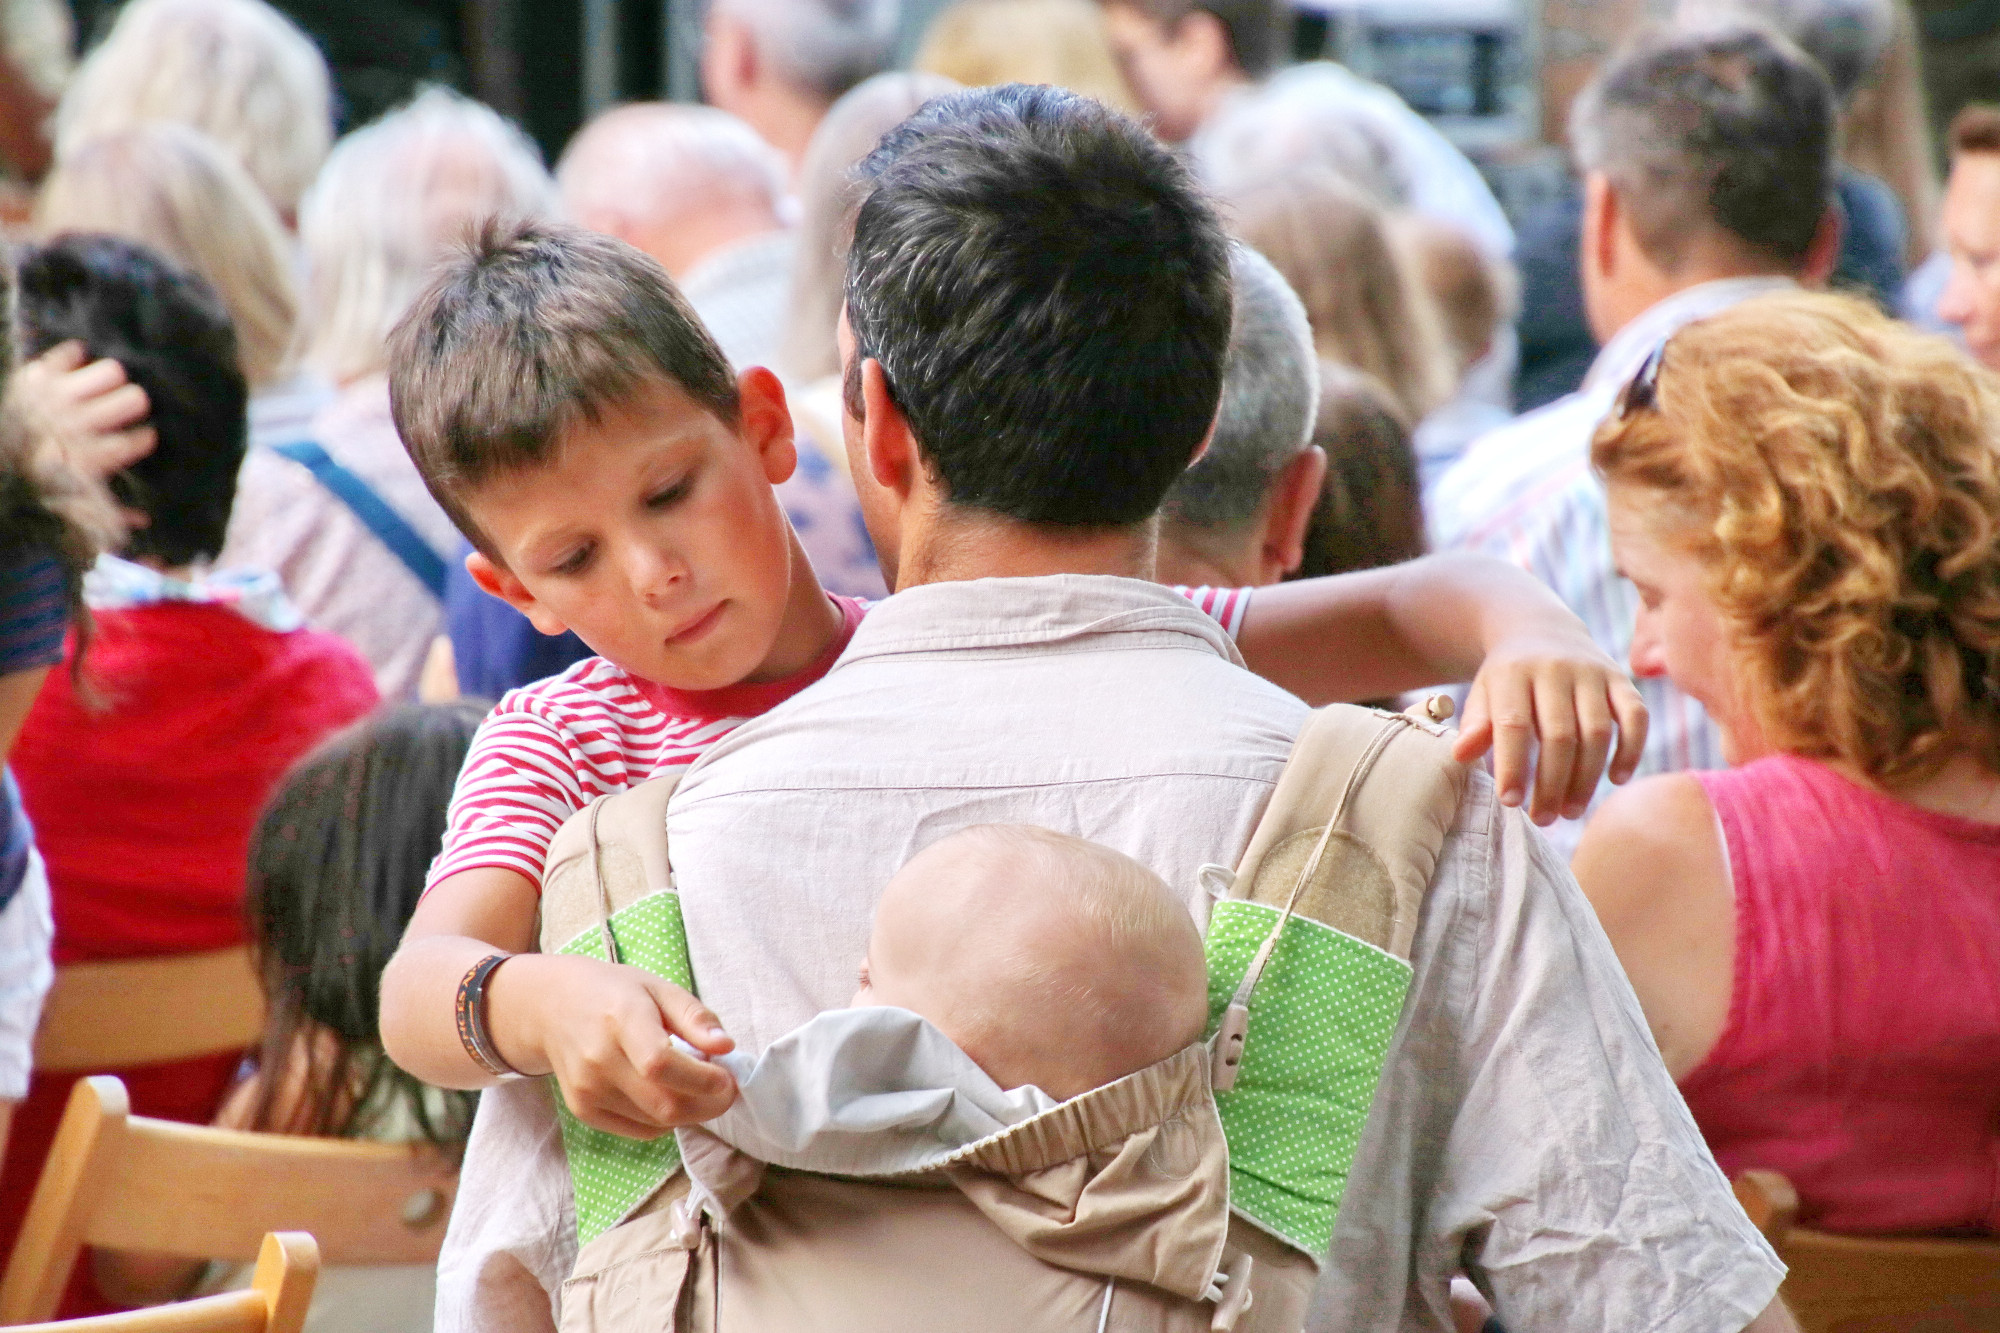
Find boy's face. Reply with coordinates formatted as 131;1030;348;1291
464;372;803;691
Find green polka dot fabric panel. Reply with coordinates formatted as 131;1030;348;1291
1205;899;1413;1257
554;889;697;1246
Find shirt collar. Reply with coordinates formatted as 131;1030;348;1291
83;553;304;632
836;574;1243;669
1582;276;1799;394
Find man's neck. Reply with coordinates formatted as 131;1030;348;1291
1595;254;1795;345
896;511;1158;590
736;84;829;180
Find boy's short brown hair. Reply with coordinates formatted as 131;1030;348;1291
387;219;740;557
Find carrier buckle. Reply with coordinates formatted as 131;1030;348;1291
1209;1001;1250;1092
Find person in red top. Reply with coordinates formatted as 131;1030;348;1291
0;235;377;1310
1575;291;2000;1235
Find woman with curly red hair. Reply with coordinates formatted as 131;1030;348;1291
1574;290;2000;1236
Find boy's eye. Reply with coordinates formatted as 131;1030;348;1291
646;478;693;510
550;543;595;576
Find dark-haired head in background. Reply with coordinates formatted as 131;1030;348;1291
244;700;487;1145
842;82;1230;579
16;234;247;572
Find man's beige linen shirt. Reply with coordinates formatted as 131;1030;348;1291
667;575;1783;1331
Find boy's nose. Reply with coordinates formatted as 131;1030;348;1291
625;543;686;603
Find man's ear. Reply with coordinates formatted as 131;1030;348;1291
466;549;573;638
738;366;798;486
860;358;921;500
1800;203;1843;288
1259;445;1327;584
1583;171;1619;287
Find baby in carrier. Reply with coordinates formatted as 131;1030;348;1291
650;823;1241;1331
849;823;1209;1100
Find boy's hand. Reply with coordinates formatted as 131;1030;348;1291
1454;627;1648;826
488;953;738;1139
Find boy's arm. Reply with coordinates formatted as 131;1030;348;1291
380;867;736;1138
1233;552;1647;825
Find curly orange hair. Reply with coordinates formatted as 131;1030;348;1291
1593;290;2000;785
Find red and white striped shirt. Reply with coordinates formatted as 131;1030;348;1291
428;586;1251;893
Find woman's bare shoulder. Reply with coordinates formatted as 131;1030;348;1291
1572;772;1737;1079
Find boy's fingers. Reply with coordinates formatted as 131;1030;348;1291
1527;672;1579;825
1608;679;1649;784
1563;683;1615;820
1452;679;1491;763
647;976;734;1054
1483;672;1534;808
569;1098;671;1141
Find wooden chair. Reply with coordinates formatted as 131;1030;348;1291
32;948;265;1074
9;1233;317;1333
1734;1170;2000;1333
0;1078;457;1325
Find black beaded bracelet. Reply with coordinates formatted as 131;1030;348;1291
456;952;523;1079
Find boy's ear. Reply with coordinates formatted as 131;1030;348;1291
466;549;573;638
737;366;798;486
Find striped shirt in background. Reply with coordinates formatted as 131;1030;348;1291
0;548;67;916
1428;277;1795;855
426;583;1254;894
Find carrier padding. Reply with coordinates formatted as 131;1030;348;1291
538;776;694;1247
1205;903;1410;1255
1209;705;1467;1258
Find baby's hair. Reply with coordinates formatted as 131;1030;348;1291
385;218;739;559
919;824;1209;1097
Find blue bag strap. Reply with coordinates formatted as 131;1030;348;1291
271;440;449;598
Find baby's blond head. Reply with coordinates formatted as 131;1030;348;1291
857;824;1209;1100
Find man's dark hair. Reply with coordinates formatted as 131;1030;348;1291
17;233;246;568
843;84;1233;528
387;219;739;558
1570;24;1835;271
1110;0;1284;78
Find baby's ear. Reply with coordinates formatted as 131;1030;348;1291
466;549;572;638
738;366;798;486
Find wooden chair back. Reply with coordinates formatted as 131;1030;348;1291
33;948;265;1074
0;1079;456;1325
1734;1170;2000;1333
8;1233;318;1333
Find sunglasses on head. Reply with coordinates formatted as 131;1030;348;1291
1616;339;1668;420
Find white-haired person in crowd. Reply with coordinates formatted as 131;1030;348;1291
220;88;561;701
1431;23;1841;856
34;123;312;454
701;0;900;175
559;103;794;374
53;0;332;228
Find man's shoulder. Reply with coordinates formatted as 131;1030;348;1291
1429;390;1612;553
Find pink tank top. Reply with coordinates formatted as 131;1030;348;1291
1683;754;2000;1234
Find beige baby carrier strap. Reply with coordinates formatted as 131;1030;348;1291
536;702;1467;1332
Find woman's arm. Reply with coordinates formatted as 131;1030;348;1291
1235;552;1649;823
1571;773;1736;1080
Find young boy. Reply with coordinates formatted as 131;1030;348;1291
379;219;1641;1139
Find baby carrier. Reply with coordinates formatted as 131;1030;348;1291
534;703;1469;1332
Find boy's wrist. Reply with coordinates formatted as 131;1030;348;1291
481;952;556;1078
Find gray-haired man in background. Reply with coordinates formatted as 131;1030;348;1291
702;0;900;176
